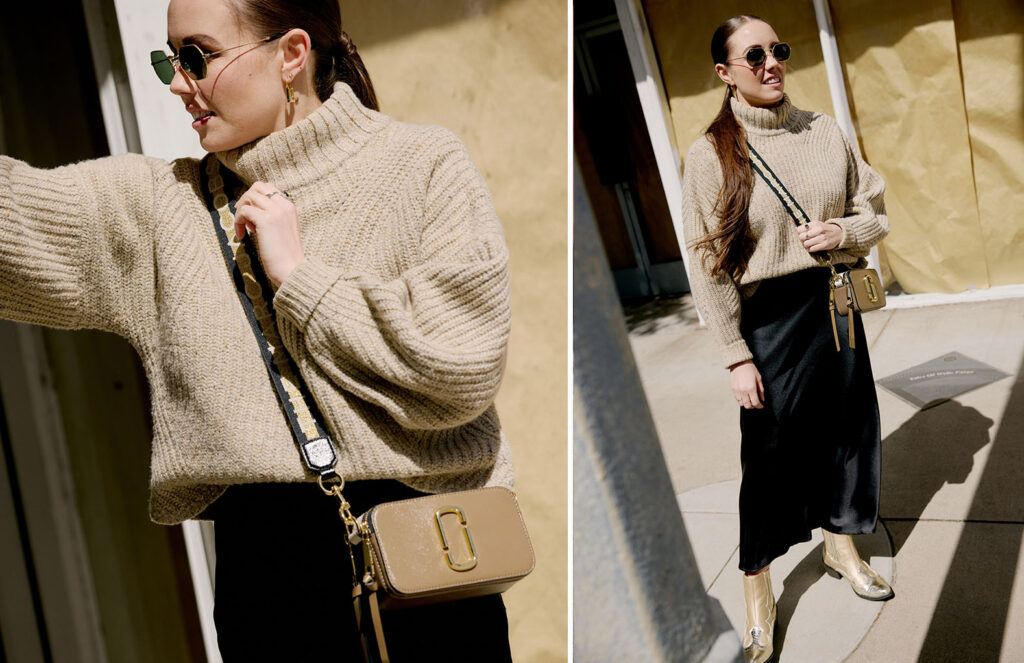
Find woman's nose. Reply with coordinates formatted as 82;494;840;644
168;65;194;96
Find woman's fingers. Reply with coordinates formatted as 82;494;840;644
799;220;842;252
233;204;265;240
233;182;293;239
730;362;765;409
231;181;304;286
746;384;763;409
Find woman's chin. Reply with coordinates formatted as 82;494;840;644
754;88;785;107
198;134;235;153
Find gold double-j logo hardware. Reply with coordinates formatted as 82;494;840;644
434;506;478;571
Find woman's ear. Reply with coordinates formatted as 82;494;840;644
715;63;733;88
279;28;313;82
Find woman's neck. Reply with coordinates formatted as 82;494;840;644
730;94;795;135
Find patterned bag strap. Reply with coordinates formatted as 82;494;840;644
746;142;845;351
746;141;814;227
199;155;339;478
202;155;387;661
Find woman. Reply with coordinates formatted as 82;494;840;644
681;15;893;663
0;0;514;659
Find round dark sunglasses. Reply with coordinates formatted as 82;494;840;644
150;32;286;84
727;42;791;68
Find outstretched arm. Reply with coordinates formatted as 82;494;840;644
0;153;156;338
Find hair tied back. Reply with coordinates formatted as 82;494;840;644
233;0;379;110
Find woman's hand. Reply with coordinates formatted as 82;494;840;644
730;359;765;409
798;220;842;253
234;182;305;287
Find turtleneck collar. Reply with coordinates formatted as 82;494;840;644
215;82;389;192
730;94;797;135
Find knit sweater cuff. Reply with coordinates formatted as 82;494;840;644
722;339;754;369
0;158;87;328
826;219;851;249
273;257;341;333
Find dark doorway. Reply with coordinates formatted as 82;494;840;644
574;0;688;301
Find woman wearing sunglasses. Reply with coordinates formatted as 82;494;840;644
0;0;514;659
681;15;893;663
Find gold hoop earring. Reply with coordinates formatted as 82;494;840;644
285;81;297;104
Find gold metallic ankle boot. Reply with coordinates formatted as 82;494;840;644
741;569;777;663
822;531;895;601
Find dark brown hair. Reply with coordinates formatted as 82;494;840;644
231;0;379;110
691;14;763;280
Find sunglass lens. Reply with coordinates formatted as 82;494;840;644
745;47;767;67
772;43;791;62
150;51;175;84
179;45;207;81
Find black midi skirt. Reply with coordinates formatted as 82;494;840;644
737;267;881;572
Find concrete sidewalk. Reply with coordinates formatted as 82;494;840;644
626;294;1024;663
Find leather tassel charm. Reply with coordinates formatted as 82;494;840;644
829;290;841;352
367;588;389;662
848;309;856;349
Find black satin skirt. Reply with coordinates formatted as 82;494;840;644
737;267;881;572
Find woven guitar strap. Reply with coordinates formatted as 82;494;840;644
746;142;848;351
200;156;390;663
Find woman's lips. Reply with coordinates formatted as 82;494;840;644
190;110;215;129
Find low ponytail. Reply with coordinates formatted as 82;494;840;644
691;15;762;280
314;30;378;110
693;86;754;280
233;0;379;110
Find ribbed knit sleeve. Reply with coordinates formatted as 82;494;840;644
273;137;510;430
0;154;155;337
826;131;889;255
681;139;753;368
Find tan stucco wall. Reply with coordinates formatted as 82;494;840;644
343;2;567;660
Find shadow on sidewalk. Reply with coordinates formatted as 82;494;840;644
772;542;825;661
771;522;894;662
771;394;1001;660
622;295;698;336
881;399;995;554
915;355;1024;662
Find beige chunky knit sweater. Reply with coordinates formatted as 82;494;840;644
0;83;513;524
682;95;889;368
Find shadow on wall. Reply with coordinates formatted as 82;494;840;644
641;0;1017;106
640;0;831;113
341;0;517;49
